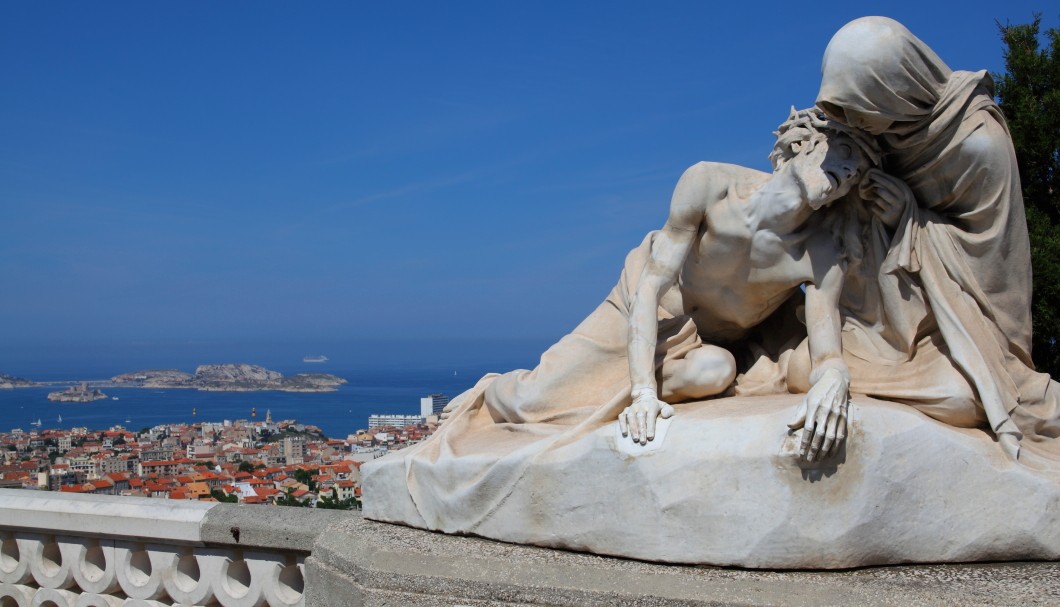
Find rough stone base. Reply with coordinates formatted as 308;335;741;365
364;395;1060;568
306;514;1060;607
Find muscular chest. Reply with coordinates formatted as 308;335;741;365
689;212;813;284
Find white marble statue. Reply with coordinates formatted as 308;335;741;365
445;109;880;463
363;17;1060;569
809;16;1060;462
615;108;881;462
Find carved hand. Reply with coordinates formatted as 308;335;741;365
788;367;849;461
619;388;674;445
860;168;912;229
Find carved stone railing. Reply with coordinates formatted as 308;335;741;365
2;489;1056;606
0;490;344;607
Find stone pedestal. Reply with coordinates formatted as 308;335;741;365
364;395;1060;568
307;514;1060;607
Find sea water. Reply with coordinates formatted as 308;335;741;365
0;338;548;439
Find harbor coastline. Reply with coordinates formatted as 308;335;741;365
3;363;348;393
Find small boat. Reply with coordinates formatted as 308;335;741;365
303;355;328;363
31;418;41;427
112;396;119;401
57;414;62;423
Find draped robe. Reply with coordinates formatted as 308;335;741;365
815;16;1060;461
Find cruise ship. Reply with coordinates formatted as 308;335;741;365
303;355;328;363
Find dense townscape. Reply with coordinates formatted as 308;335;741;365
0;409;439;508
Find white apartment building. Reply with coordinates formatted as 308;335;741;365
368;414;423;430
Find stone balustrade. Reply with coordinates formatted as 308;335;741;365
0;490;343;607
1;489;1055;606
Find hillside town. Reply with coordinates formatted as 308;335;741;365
0;407;441;508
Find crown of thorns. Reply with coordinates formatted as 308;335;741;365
770;106;882;168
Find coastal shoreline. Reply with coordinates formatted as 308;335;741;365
3;363;348;394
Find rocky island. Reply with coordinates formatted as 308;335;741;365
48;383;107;402
111;363;347;392
0;373;36;389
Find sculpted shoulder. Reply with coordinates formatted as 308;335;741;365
681;161;771;201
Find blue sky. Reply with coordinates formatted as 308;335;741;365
1;2;1054;359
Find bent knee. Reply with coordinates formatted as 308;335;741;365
914;369;985;428
664;345;736;401
687;345;737;387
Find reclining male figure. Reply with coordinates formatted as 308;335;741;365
619;109;887;461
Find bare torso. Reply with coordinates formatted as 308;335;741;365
664;163;827;343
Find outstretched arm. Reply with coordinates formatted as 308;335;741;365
788;231;849;461
620;165;705;445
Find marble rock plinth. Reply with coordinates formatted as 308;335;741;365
363;395;1060;569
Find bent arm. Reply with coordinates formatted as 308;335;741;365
620;165;707;444
627;166;705;400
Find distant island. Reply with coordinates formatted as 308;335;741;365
0;373;35;389
48;382;107;402
111;363;348;393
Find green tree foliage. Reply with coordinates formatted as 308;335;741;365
276;488;311;508
238;461;256;473
210;489;239;503
316;488;358;510
293;468;319;493
994;14;1060;377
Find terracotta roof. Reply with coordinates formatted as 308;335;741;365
141;458;194;467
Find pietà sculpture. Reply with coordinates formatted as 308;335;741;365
363;17;1060;568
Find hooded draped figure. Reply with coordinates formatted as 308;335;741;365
814;16;1060;462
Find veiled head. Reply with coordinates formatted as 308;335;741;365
816;17;952;134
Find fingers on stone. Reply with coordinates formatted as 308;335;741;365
788;402;807;429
